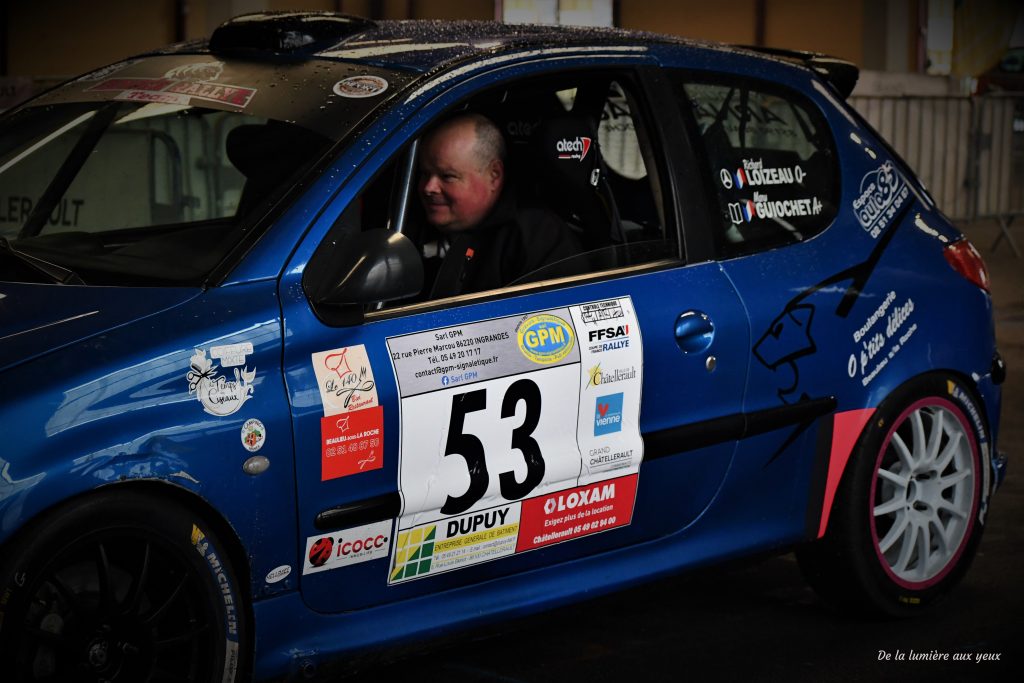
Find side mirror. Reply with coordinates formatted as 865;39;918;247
314;229;423;325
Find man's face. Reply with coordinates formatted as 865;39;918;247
418;121;502;233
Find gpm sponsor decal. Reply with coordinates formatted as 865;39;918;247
517;314;575;364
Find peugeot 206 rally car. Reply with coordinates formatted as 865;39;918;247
0;12;1008;682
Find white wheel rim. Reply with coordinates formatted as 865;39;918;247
871;400;978;588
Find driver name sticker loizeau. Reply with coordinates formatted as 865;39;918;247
386;297;643;584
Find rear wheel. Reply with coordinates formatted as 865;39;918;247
798;374;990;616
0;490;245;682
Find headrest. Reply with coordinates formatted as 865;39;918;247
226;123;329;184
533;116;602;191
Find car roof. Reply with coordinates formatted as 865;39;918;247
149;12;858;98
154;13;699;71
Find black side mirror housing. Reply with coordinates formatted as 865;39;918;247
312;229;423;326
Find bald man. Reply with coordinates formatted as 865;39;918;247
419;113;581;297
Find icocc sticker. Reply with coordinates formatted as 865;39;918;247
385;298;644;584
303;520;392;574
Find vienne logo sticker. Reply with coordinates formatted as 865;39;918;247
187;348;255;416
594;392;624;436
517;314;575;364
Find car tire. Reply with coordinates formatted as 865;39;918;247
0;489;245;682
797;374;990;617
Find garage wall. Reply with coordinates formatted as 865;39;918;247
618;0;758;46
3;0;910;80
6;0;178;77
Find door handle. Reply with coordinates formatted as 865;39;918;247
674;310;715;354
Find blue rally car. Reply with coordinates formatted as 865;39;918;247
0;13;1008;682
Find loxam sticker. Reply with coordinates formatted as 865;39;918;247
187;348;255;417
385;298;643;584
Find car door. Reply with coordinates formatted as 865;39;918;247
280;58;752;614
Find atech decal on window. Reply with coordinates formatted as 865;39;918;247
385;298;643;584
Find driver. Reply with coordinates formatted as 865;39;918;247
418;112;580;297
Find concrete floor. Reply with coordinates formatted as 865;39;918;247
345;218;1023;683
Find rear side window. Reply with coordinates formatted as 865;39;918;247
673;75;839;257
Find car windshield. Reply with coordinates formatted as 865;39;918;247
0;54;409;286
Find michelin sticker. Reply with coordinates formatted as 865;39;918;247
385;298;643;584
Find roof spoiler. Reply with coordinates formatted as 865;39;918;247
210;12;375;58
733;45;859;99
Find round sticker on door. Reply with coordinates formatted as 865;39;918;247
517;314;575;364
333;75;389;98
241;418;266;452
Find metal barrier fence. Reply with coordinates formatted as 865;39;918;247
850;93;1024;256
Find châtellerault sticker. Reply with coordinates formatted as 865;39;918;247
311;345;384;481
384;298;643;584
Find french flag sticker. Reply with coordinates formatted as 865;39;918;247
734;168;748;189
743;200;756;222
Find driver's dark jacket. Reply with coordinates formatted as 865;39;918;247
429;188;581;298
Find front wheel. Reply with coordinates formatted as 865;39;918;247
798;374;991;616
0;489;246;682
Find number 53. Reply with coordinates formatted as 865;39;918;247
441;378;545;515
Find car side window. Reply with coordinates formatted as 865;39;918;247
673;75;839;257
306;72;679;314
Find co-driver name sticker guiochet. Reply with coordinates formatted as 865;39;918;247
385;298;644;584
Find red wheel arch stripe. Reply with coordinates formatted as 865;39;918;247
817;408;875;538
